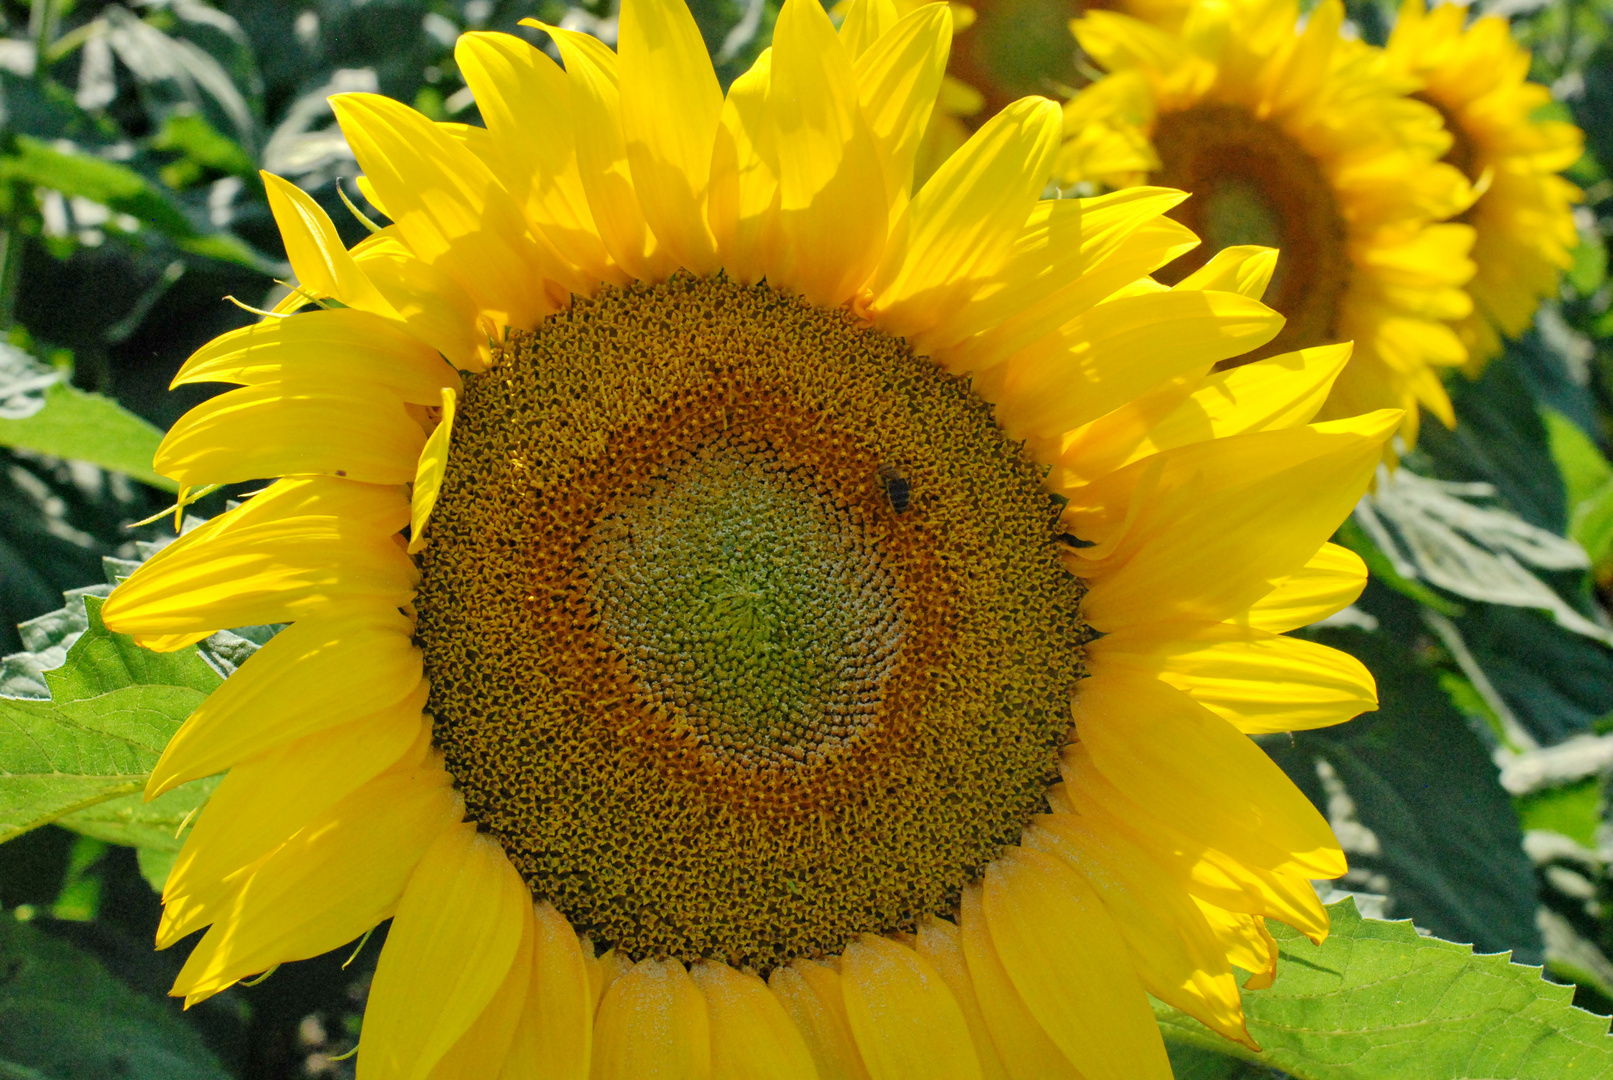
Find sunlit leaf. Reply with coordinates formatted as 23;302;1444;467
0;136;196;240
0;597;217;845
1156;899;1613;1079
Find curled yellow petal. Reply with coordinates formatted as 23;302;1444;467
262;171;397;318
408;386;457;555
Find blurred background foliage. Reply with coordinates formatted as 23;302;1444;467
1;0;1613;1076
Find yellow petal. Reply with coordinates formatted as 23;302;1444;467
618;0;723;274
454;32;617;284
956;885;1082;1080
330;92;563;329
1074;10;1194;80
172;307;459;403
590;947;636;1011
353;231;490;370
495;902;594;1080
768;961;873;1080
1067;413;1399;630
981;847;1172;1080
708;49;779;285
987;288;1284;439
359;824;533;1080
155;382;427;488
356;174;390;218
1025;818;1252;1048
167;760;461;991
408;386;456;554
839;934;984;1080
148;607;423;796
428;904;535;1080
852;1;951;218
163;708;426;911
912;916;1012;1080
1239;542;1369;632
923;186;1188;356
1070;341;1351;479
865;97;1062;339
1070;668;1346;879
101;477;416;637
838;0;901;59
768;0;888;306
532;21;678;282
262;171;398;318
1194;900;1279;988
592;958;712;1079
1058;770;1332;941
1092;620;1378;733
691;960;817;1080
1171;244;1278;299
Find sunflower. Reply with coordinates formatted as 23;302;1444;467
1384;0;1583;373
1061;0;1477;446
101;0;1396;1075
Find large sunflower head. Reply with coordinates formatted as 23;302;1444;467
101;0;1397;1076
1062;0;1477;447
1385;0;1584;373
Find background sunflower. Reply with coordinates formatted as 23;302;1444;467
1;1;1613;1079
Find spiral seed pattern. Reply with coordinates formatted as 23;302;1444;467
415;276;1089;969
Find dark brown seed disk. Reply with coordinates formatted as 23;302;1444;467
413;274;1089;971
1151;103;1351;363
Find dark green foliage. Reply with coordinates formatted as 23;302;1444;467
1277;609;1544;963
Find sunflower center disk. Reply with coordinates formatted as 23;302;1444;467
1151;103;1350;361
586;436;902;770
415;277;1089;970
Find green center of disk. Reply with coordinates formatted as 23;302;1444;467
586;434;902;767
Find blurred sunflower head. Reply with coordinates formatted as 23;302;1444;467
1385;0;1583;373
1062;0;1476;447
101;0;1397;1076
935;0;1193;146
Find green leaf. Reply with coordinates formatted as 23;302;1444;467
1165;1043;1286;1079
0;137;197;240
0;915;230;1080
1569;232;1608;296
151;113;255;184
1412;351;1567;534
0;382;176;491
0;597;218;845
1543;409;1613;571
1518;776;1604;848
1544;409;1613;511
1155;899;1613;1079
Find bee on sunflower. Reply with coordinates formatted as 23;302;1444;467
102;0;1395;1076
1059;0;1477;448
1384;0;1584;373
